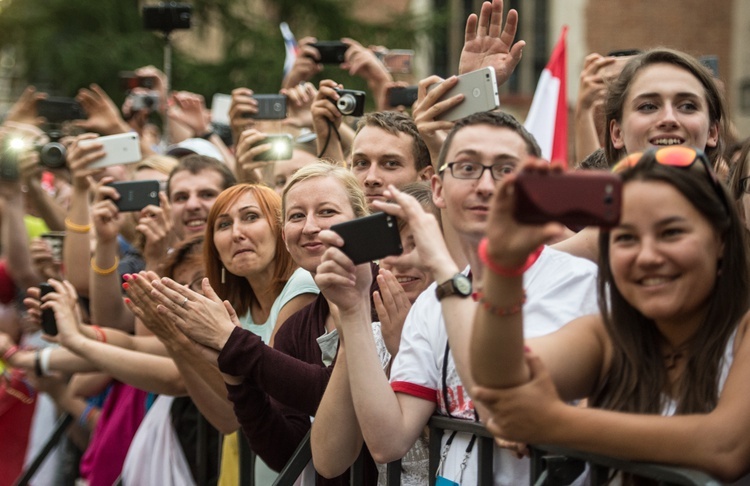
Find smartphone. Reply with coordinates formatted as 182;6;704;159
211;93;232;125
106;179;160;212
428;67;500;122
37;97;87;123
251;134;293;161
119;71;155;90
142;2;192;31
513;170;622;228
699;55;719;78
330;212;403;265
388;86;418;108
40;232;65;263
38;283;57;336
248;94;287;120
79;133;142;169
382;49;414;74
309;41;349;64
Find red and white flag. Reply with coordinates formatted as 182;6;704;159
524;26;568;167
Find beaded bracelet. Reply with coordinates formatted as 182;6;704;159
472;290;526;317
65;218;92;234
90;325;107;344
91;256;119;276
2;344;18;362
478;238;543;277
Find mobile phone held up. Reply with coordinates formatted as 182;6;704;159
106;180;160;213
38;283;58;336
37;97;87;123
309;41;349;64
78;133;142;169
330;212;403;265
428;67;500;122
251;134;293;161
388;86;419;108
513;170;622;228
244;94;287;120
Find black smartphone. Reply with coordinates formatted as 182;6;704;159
38;283;58;336
388;86;418;108
37;97;87;123
251;134;293;161
309;41;349;64
142;2;192;31
330;212;403;265
247;94;287;120
107;180;160;212
513;170;622;228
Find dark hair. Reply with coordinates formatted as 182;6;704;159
204;184;295;317
166;154;237;199
592;152;748;415
604;48;727;168
355;111;432;171
576;148;610;171
394;181;441;232
162;234;205;281
436;111;542;174
728;138;750;203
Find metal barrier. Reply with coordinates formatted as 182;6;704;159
13;413;73;486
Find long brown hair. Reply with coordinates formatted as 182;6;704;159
204;184;295;316
604;48;727;169
592;153;748;414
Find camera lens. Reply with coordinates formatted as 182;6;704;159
336;94;357;115
39;142;67;169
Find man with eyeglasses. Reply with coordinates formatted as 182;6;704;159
314;111;600;485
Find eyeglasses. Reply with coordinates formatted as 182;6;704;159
439;161;515;181
612;146;728;214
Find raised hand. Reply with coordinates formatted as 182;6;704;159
136;192;175;270
75;84;130;135
4;86;46;126
315;229;373;318
282;37;324;89
458;0;525;85
372;269;412;356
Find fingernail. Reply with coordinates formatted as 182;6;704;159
132;274;138;280
124;298;131;305
524;345;531;352
123;274;131;281
122;283;129;290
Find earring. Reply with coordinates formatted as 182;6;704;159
221;266;226;284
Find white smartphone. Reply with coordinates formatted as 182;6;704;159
429;67;500;122
80;133;142;169
211;93;232;126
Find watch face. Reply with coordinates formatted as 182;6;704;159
455;275;472;295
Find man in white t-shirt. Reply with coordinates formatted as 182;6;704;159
313;111;598;485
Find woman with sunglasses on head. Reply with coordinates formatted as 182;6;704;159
728;138;750;232
469;147;750;483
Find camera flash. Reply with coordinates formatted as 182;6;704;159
8;138;27;152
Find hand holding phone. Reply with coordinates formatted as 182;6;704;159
309;41;349;64
330;212;403;265
428;67;500;121
513;170;622;228
250;134;293;161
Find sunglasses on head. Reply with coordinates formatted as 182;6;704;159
612;146;728;214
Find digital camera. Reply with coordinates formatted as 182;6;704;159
129;92;161;112
142;2;192;32
334;89;366;117
36;131;67;169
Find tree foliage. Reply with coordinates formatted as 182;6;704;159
0;0;446;106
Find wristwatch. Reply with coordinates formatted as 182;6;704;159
435;273;472;301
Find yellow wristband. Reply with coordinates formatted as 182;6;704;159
91;256;119;276
65;218;91;234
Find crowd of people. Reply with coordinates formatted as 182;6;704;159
0;0;749;484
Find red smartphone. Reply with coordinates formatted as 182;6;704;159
513;170;622;228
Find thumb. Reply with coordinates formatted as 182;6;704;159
201;278;222;302
524;351;547;379
223;300;241;327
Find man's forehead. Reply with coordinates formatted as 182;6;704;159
447;124;529;160
353;126;414;157
169;169;224;193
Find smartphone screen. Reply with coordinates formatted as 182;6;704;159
39;283;58;336
330;212;403;265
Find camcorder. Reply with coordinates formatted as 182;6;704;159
334;89;366;117
142;2;192;32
